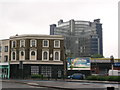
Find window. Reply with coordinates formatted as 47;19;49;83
12;41;16;48
30;50;37;60
41;66;51;77
31;51;35;56
19;51;25;60
42;50;49;61
54;51;60;61
12;52;16;60
31;66;39;75
54;40;60;48
20;40;25;47
4;46;8;52
4;55;8;62
44;52;47;60
55;52;59;60
21;51;24;56
43;40;49;47
30;40;37;47
58;70;62;78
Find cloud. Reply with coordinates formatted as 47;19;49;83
0;0;118;58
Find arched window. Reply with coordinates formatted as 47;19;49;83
55;52;59;60
12;52;15;60
21;51;24;56
43;52;47;60
54;51;60;61
31;51;35;56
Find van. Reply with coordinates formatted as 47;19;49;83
108;70;120;76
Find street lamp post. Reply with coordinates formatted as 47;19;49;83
19;61;23;79
110;55;114;76
64;53;68;80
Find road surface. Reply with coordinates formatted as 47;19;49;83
1;79;120;90
2;82;58;90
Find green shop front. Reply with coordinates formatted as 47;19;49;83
0;63;10;79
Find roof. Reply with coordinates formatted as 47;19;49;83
90;58;120;60
9;34;64;40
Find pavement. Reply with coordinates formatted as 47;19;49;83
1;79;120;90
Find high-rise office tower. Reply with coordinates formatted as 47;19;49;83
50;19;103;57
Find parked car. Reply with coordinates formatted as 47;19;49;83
68;73;85;79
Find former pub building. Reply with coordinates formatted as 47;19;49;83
9;34;65;78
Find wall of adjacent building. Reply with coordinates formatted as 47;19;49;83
0;39;9;63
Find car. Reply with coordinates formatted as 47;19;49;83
68;73;85;79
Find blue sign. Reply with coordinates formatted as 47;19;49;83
114;63;120;66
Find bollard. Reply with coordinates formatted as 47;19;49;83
107;87;114;90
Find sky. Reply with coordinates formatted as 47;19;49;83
0;0;119;58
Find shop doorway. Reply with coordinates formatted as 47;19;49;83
0;63;10;79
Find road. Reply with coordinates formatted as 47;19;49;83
1;80;120;90
25;80;119;89
2;82;58;90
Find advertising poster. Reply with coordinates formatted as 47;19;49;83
67;57;90;70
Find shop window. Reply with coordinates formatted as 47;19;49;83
41;66;51;77
58;70;62;78
31;66;39;75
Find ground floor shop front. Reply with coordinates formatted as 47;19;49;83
91;63;120;75
67;63;120;76
10;64;64;79
8;62;120;79
0;63;10;79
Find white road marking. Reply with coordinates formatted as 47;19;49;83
27;83;39;85
29;85;44;88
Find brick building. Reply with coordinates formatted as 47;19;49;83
1;34;65;78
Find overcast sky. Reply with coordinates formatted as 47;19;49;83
0;0;119;58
